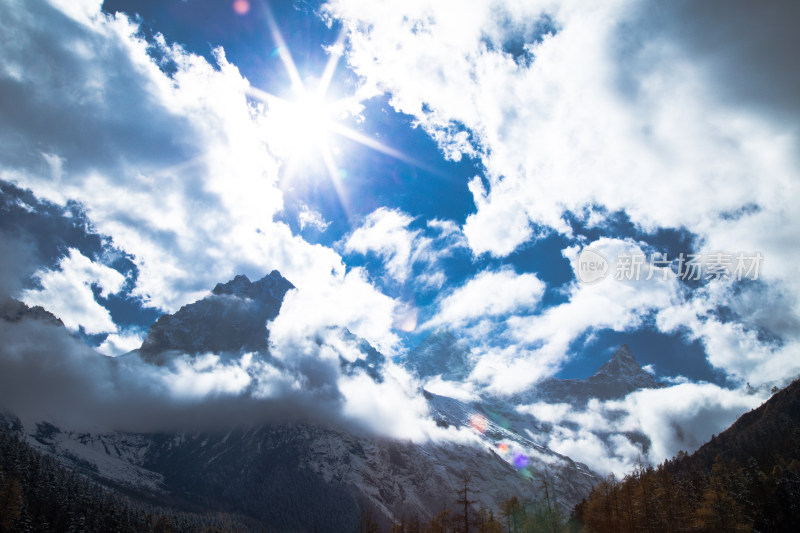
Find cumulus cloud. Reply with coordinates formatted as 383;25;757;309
656;279;800;387
327;0;800;252
97;329;145;357
469;238;680;393
298;204;331;232
270;267;400;355
326;0;800;388
21;248;125;335
518;382;765;475
344;208;420;283
343;207;467;290
426;267;545;329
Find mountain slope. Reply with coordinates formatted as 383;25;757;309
575;379;800;532
670;377;800;473
16;411;598;531
1;274;602;531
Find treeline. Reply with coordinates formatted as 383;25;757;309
573;378;800;532
359;474;580;533
0;424;253;533
573;454;800;532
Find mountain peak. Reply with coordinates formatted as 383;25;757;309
140;271;295;359
212;274;251;296
1;298;64;327
588;344;658;388
609;343;637;366
211;271;294;300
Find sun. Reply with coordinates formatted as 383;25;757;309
285;94;333;143
246;8;411;213
266;90;339;157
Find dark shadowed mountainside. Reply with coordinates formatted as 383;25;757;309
575;378;800;532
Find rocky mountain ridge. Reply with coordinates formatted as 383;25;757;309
139;271;294;361
0;273;600;531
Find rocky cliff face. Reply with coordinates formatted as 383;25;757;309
139;271;294;360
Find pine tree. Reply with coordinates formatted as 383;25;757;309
455;473;477;533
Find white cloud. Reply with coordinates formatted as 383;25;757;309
519;382;765;476
615;383;764;465
269;267;400;356
298;205;331;232
21;248;124;335
326;0;800;389
97;329;144;357
339;365;436;440
422;375;481;403
656;279;800;387
343;208;466;290
344;208;420;283
427;267;545;329
470;238;680;393
327;0;800;253
165;353;254;399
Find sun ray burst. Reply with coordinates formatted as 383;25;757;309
246;5;424;219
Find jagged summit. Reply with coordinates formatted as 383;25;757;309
139;271;295;359
211;270;291;300
589;344;652;383
514;344;661;405
212;273;252;295
1;298;64;327
603;343;637;368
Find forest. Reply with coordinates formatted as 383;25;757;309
0;421;251;532
573;378;800;532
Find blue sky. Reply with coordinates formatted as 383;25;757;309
2;0;800;473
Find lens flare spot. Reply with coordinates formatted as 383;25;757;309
513;452;529;470
232;0;250;15
469;413;488;433
497;442;509;454
394;304;418;332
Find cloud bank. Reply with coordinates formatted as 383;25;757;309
326;0;800;387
